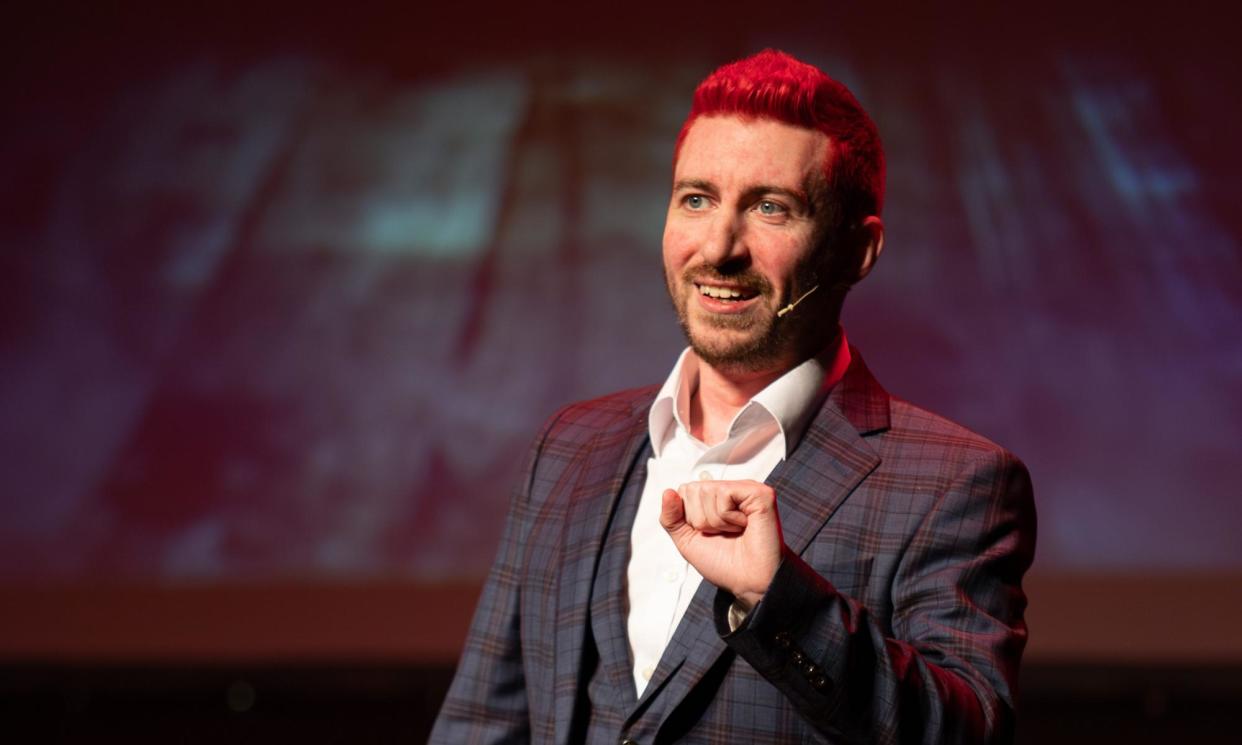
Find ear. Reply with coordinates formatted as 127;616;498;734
852;215;884;282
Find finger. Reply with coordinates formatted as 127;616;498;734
659;488;686;531
680;483;737;534
739;482;778;515
680;482;706;529
716;486;749;528
694;484;743;533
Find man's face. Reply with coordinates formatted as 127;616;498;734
663;115;833;374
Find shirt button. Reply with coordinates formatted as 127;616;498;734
641;665;655;680
662;569;679;583
698;470;712;481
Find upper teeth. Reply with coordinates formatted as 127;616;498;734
699;285;744;299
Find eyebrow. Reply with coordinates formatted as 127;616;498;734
672;178;718;195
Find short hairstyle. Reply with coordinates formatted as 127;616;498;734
674;49;885;230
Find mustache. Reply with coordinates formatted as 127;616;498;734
680;266;773;296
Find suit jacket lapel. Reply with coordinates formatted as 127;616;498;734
633;350;889;730
590;445;649;704
767;350;887;555
552;393;653;743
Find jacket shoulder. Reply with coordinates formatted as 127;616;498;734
882;394;1027;473
515;385;657;507
540;384;660;444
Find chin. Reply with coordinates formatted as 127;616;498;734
688;329;786;373
675;295;791;371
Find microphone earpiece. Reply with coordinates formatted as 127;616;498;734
776;284;819;318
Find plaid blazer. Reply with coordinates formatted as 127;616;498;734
431;350;1036;744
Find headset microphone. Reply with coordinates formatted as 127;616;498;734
776;284;819;318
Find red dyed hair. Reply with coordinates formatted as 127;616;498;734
674;49;885;229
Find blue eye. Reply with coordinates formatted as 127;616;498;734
757;200;785;215
685;195;707;210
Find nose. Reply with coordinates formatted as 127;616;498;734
699;211;749;269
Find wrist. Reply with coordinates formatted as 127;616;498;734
735;590;763;611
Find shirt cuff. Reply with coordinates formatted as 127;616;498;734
727;600;752;632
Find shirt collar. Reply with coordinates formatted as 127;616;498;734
648;329;851;458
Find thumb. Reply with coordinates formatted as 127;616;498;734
659;488;686;532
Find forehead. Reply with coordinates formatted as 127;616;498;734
674;115;830;188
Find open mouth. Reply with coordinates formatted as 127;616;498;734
696;283;759;302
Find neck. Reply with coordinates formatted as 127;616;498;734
688;359;787;446
686;327;842;446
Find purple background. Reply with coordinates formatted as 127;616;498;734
3;4;1240;593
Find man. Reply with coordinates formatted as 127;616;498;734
431;50;1035;744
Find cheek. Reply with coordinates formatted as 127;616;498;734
662;221;696;269
751;236;819;289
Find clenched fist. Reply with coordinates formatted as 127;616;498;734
659;478;784;610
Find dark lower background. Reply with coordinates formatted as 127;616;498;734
2;577;1239;742
4;663;1241;744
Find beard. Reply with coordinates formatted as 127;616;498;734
667;263;814;374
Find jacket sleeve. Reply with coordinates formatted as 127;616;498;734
716;448;1036;745
428;409;566;744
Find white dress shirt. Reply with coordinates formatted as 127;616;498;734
625;333;852;696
